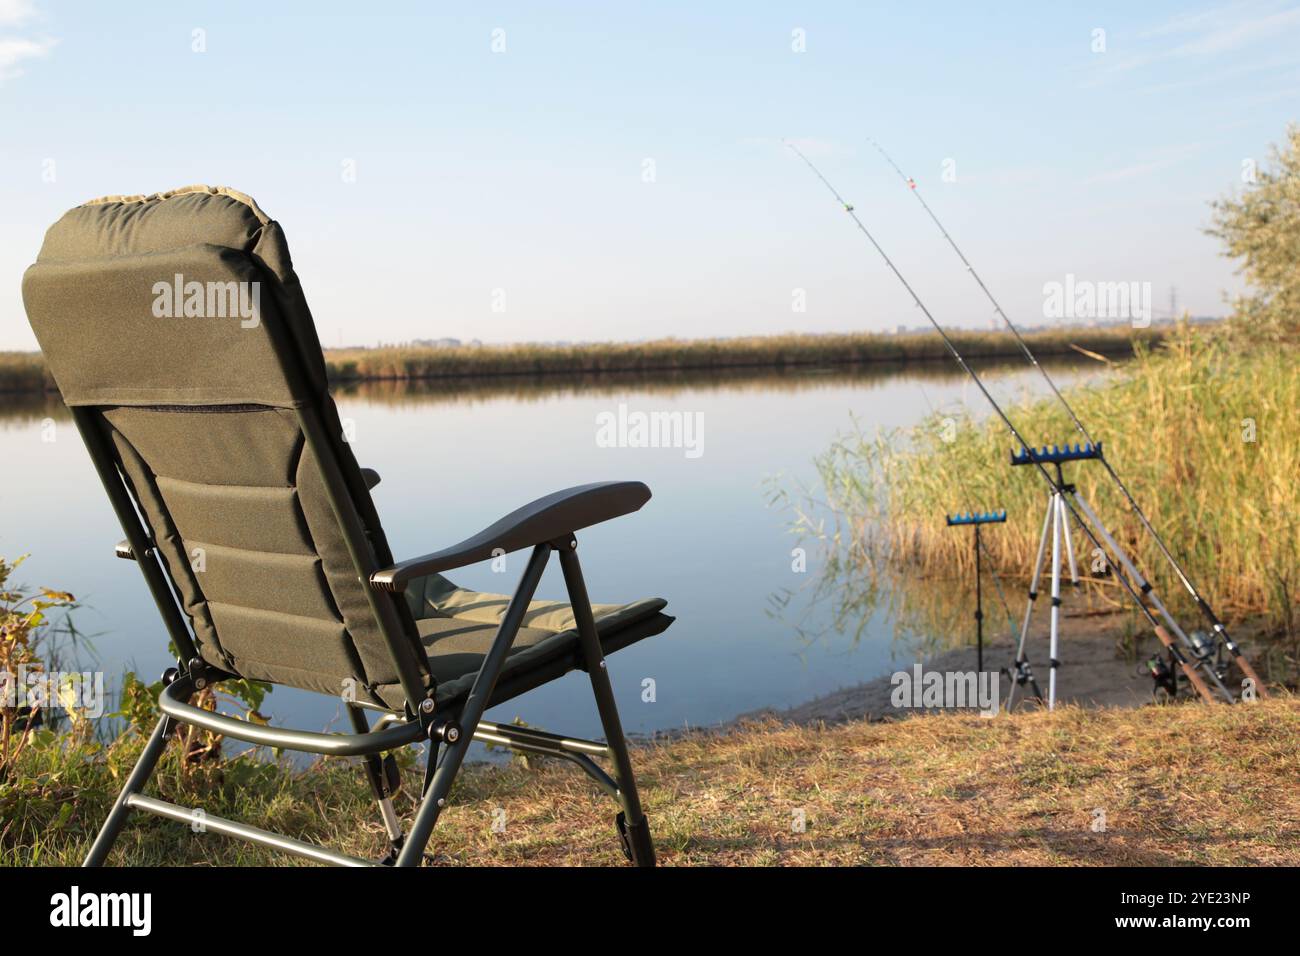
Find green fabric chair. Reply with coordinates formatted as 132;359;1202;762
22;185;673;867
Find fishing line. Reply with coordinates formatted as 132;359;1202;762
866;138;1250;663
782;139;1221;694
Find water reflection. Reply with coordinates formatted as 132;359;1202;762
766;535;1024;672
329;359;1053;406
0;356;1114;740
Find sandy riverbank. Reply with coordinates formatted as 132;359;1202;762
742;607;1273;726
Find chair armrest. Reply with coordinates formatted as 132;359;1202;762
371;481;651;592
361;467;381;490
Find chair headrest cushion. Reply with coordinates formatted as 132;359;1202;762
23;186;328;408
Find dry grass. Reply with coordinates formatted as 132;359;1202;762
417;698;1300;867
7;696;1297;866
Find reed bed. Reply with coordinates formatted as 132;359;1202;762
0;352;51;394
0;327;1165;394
324;326;1165;382
810;331;1300;631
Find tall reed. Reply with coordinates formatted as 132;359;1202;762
810;331;1300;631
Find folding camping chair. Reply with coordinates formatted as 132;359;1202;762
22;185;673;867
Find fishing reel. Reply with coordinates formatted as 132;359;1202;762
1143;653;1178;702
1186;629;1230;683
1144;629;1232;703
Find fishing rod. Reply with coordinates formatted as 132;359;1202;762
866;138;1262;688
783;140;1232;702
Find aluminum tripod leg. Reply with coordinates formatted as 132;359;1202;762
1047;491;1063;710
974;524;984;673
1057;494;1079;587
1006;495;1053;711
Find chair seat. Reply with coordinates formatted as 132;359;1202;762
403;573;671;709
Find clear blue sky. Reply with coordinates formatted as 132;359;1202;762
2;1;1298;350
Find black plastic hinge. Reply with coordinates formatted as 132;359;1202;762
186;658;217;691
382;753;402;797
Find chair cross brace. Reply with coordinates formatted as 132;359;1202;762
84;539;655;867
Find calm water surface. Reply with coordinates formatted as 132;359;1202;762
0;361;1108;745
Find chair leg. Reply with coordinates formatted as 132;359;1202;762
83;713;173;867
345;704;405;863
394;544;551;867
558;543;656;867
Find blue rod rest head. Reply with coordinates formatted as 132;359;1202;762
946;509;1007;526
1009;440;1104;466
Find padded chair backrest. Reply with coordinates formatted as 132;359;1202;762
22;186;427;707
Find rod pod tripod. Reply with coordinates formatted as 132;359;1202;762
1005;450;1085;711
1004;443;1242;711
945;509;1007;674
